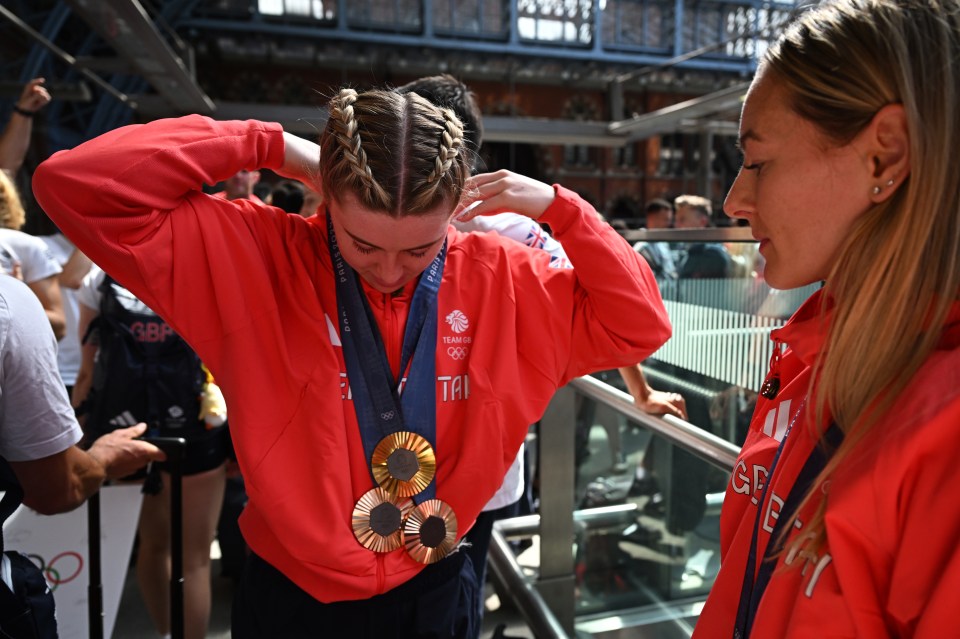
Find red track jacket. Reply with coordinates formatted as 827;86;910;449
694;290;960;638
33;115;671;603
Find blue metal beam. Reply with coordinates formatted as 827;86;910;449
180;16;757;74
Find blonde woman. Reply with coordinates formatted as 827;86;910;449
693;0;960;637
0;169;64;338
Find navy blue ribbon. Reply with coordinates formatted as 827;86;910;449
732;417;843;639
327;215;445;503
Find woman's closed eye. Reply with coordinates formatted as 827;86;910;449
353;242;376;255
352;241;429;258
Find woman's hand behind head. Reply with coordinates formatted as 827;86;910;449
456;170;555;223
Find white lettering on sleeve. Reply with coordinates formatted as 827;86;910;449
804;554;832;598
761;492;784;534
733;460;751;494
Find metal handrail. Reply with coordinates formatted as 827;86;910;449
570;375;740;473
488;527;571;639
488;378;741;638
621;226;756;244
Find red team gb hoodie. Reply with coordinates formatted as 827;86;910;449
33;115;671;603
694;290;960;638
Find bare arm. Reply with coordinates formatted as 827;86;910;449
26;273;66;340
72;303;99;417
59;247;93;290
9;423;164;515
0;78;51;174
278;131;321;186
619;364;687;419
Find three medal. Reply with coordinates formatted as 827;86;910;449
353;433;456;563
403;499;458;564
352;487;414;553
370;432;436;497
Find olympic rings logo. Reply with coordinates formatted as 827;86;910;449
446;346;469;360
27;551;84;591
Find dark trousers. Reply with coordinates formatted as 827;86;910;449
462;502;520;607
232;551;479;639
217;475;248;580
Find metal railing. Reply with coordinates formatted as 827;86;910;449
488;376;741;638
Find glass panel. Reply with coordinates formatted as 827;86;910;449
517;0;595;45
638;238;819;446
433;0;509;36
600;0;674;50
573;395;727;615
565;237;819;625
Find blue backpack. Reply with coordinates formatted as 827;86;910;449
0;459;58;639
81;276;205;440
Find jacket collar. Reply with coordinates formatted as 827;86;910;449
769;287;960;367
770;287;830;368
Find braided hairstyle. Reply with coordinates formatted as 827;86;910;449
319;88;469;216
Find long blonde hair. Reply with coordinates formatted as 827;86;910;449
318;88;469;216
0;171;26;230
766;0;960;554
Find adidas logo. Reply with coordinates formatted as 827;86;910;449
108;411;139;428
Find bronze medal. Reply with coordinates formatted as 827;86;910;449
371;432;436;498
352;487;414;553
403;499;458;564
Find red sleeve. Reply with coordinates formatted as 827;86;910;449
517;185;671;384
884;396;960;636
32;115;291;350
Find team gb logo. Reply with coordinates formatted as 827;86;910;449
446;310;469;333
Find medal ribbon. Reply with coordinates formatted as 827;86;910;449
327;215;445;503
732;408;843;639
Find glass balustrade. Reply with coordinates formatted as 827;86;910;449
489;230;821;638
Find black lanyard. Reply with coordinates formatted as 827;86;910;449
327;215;446;503
733;406;842;639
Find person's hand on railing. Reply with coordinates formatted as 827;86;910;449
618;363;688;419
635;387;687;420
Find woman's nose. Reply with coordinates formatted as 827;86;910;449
724;172;752;222
376;254;403;281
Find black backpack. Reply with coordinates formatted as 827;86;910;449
82;276;205;441
0;459;58;639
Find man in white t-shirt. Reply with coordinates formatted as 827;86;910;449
0;275;162;514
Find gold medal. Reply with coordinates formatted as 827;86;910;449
352;487;414;553
403;499;458;564
370;432;436;497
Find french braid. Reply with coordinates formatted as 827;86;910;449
427;108;464;184
327;89;391;209
318;88;468;216
407;108;465;212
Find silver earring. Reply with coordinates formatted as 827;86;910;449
872;186;881;195
886;178;895;187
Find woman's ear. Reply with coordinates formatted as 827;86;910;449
864;103;910;202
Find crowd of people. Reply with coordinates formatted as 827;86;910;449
2;0;959;637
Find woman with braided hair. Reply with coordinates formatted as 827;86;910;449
33;87;670;637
